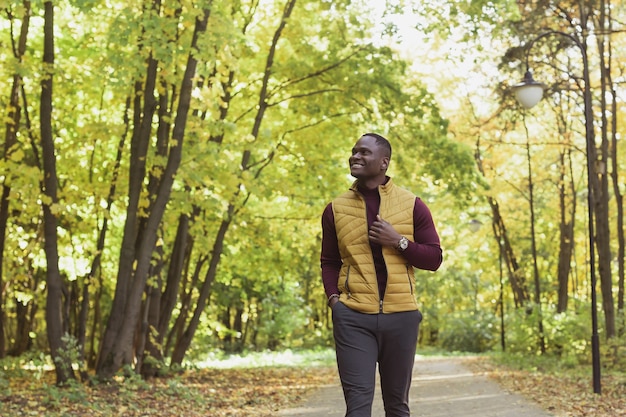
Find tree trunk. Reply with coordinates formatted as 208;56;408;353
557;149;576;313
525;132;546;354
611;73;625;335
600;0;624;336
0;0;32;359
86;95;130;369
137;245;164;377
220;305;233;351
140;212;193;372
10;293;36;356
76;278;89;380
96;68;158;376
88;283;102;368
137;67;177;377
591;8;616;339
473;136;529;307
166;253;204;356
232;304;244;353
158;212;193;338
40;0;74;384
171;215;231;365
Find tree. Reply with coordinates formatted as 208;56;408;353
96;1;212;379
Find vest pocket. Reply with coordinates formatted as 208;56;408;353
345;265;351;298
405;264;414;294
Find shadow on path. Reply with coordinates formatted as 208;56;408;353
278;356;553;417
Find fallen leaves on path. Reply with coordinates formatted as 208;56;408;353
2;357;624;416
465;357;626;417
0;366;337;416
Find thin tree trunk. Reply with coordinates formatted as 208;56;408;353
171;214;231;364
11;288;36;355
88;96;130;369
151;209;197;366
232;304;244;353
591;5;616;339
170;0;297;365
604;0;624;335
0;0;32;359
474;138;529;307
159;212;192;337
525;132;546;354
137;244;164;377
166;253;204;357
557;149;576;313
553;98;577;314
76;279;89;379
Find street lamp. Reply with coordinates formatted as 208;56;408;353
513;71;545;109
511;30;601;395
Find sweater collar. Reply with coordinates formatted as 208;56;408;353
351;176;393;195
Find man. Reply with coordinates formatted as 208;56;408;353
320;133;442;417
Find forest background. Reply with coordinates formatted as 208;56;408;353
0;0;625;388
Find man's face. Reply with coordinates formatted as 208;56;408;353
349;135;389;179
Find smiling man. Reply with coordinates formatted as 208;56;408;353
320;133;443;417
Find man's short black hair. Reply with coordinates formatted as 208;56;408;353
362;132;392;158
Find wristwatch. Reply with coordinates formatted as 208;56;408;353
396;236;409;252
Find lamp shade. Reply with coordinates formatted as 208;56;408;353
512;71;546;109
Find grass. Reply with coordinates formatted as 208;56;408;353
195;348;336;369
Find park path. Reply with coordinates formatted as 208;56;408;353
277;356;553;417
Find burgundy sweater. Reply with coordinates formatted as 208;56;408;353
320;184;442;300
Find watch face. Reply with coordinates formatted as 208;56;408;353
399;237;408;250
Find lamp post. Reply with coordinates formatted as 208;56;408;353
511;30;601;394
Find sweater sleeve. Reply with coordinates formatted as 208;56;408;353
320;203;342;298
401;198;443;271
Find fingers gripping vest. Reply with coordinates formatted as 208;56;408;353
332;179;418;314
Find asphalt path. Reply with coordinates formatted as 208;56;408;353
277;356;553;417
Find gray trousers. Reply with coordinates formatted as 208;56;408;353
332;302;422;417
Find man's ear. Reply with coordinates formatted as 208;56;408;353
381;157;389;170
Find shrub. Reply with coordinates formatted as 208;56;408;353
438;309;497;353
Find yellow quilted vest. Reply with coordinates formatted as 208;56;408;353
332;178;418;314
